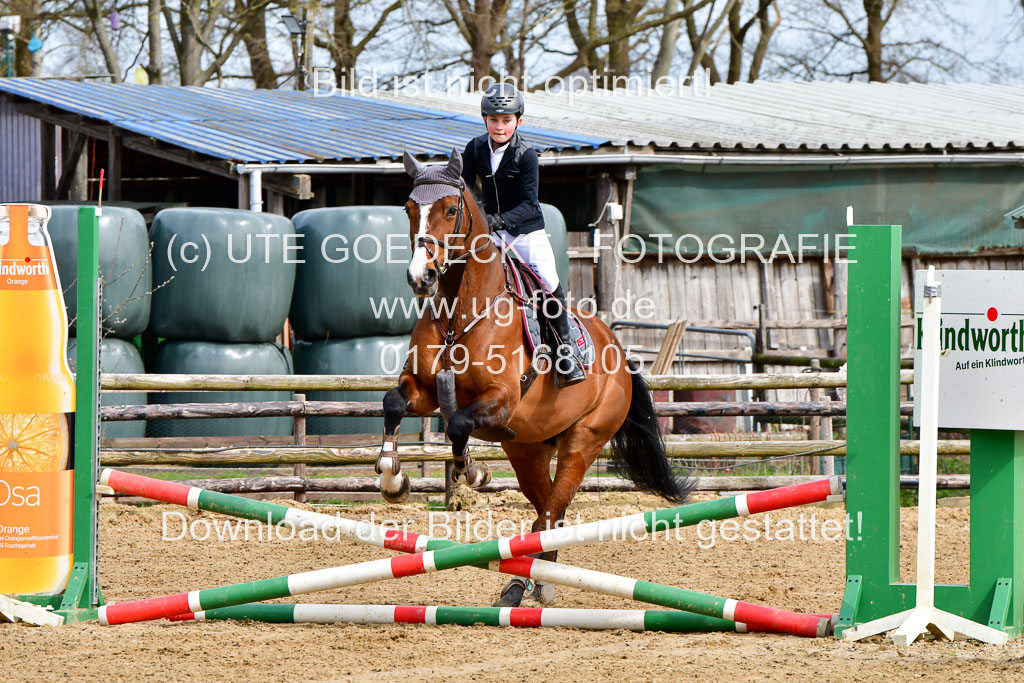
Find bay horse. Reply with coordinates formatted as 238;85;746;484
378;149;692;607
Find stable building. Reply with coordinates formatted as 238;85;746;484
2;78;1024;373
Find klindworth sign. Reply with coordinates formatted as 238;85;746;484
913;270;1024;431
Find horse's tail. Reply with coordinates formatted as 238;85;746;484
609;362;694;503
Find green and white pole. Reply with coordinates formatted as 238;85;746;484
99;470;840;635
170;603;762;633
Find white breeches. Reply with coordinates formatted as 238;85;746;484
493;229;560;293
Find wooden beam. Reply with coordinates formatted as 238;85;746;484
97;439;969;467
97;370;917;392
237;174;249;209
98;398;915;422
594;173;620;312
266;190;284;215
13;103;109;142
101;433;422;449
262;173;312;201
651;320;688;375
120;135;236;178
11;102;237;180
40;123;56;200
107;131;122;201
55;133;87;199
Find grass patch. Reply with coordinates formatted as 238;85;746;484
899;456;969;506
141;470;263;481
900;488;967;506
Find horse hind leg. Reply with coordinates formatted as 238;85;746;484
494;567;555;607
494;442;556;608
520;421;616;603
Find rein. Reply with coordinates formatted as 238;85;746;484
412;182;514;371
413;178;478;276
412;178;538;399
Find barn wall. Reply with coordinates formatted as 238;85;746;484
0;94;42;202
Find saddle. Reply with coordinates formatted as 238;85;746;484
433;247;596;444
503;253;595;371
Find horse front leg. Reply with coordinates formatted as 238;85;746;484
378;373;437;503
445;384;512;489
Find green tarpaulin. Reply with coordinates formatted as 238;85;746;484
631;165;1024;256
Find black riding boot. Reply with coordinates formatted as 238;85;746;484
545;285;586;388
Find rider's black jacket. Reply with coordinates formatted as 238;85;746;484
461;131;545;236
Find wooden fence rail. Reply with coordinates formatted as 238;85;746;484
99;371;916;393
99;400;916;422
99;439;969;467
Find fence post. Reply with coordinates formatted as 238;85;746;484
822;396;835;476
293;393;306;503
652;320;687;434
421;417;433;477
809;359;821;474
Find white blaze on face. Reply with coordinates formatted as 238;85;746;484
407;202;433;283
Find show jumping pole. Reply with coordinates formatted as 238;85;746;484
99;470;840;635
169;603;766;633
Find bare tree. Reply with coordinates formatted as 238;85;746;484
83;0;123;81
440;0;510;87
498;0;566;83
680;0;779;84
160;0;253;85
547;0;718;86
388;0;559;89
236;0;276;88
146;0;163;83
765;0;991;83
8;0;48;77
682;0;737;80
651;0;682;81
311;0;405;89
745;0;778;80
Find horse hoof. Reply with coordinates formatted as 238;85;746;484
493;578;527;608
528;581;556;605
465;462;492;489
380;471;410;504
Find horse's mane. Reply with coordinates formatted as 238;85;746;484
464;184;487;217
460;185;490;239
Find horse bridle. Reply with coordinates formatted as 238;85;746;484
411;176;493;275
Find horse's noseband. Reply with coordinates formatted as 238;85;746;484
412;185;479;277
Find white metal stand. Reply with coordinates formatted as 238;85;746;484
843;267;1008;646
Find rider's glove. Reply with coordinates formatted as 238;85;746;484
486;213;505;232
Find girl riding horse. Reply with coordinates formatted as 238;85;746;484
459;82;585;388
377;149;692;607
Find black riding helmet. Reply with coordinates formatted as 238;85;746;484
481;83;524;117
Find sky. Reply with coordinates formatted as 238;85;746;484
31;0;1024;87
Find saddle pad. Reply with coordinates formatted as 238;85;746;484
505;254;595;370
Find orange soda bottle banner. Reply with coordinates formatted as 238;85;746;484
0;204;77;594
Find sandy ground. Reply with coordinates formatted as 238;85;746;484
3;490;1023;682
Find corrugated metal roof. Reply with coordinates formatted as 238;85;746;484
4;79;1022;165
371;81;1024;153
0;79;606;164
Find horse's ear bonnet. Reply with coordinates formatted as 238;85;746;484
406;149;466;204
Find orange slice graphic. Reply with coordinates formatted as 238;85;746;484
0;413;69;472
